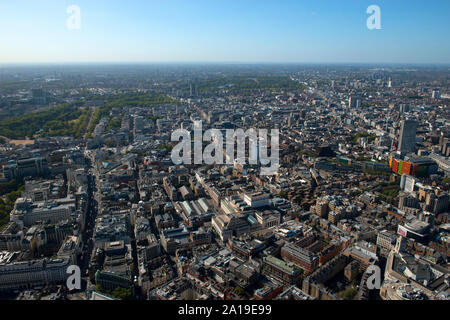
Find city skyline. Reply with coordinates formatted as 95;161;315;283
1;0;450;64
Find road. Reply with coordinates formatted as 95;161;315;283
83;107;97;140
67;152;97;299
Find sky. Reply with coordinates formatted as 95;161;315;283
0;0;449;64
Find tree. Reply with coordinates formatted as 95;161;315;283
111;287;133;300
0;183;24;230
278;191;288;199
341;287;358;300
234;286;245;296
95;284;104;292
0;103;89;139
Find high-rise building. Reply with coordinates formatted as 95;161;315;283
399;104;409;113
398;120;418;153
190;83;197;97
432;89;440;99
31;88;47;104
439;131;450;157
315;199;329;218
348;96;360;108
400;174;416;193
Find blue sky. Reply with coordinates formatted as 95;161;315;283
0;0;449;64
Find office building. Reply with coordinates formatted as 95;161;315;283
398;120;418;153
280;243;319;273
0;258;71;291
262;255;303;285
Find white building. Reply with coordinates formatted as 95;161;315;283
241;192;270;208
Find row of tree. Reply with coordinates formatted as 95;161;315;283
0;181;24;230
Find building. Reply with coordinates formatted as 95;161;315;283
211;214;249;242
315;199;329;218
93;214;130;247
344;261;360;282
397;218;430;242
398;120;418;154
3;157;49;181
31;89;47;105
254;210;281;228
57;236;81;265
11;198;75;227
262;255;303;285
389;154;438;178
400;174;416;193
276;285;314;300
241;192;270;208
348;96;361;108
0;222;24;251
343;243;378;267
302;254;348;300
254;280;284;300
377;230;397;252
0;258;71;291
228;238;266;259
432;89;440;99
95;270;133;292
280;243;319;273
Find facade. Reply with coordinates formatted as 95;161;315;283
389;154;438;178
57;236;81;265
280;243;319;273
242;192;271;208
212;214;249;242
377;230;397;252
262;255;303;285
398;120;418;153
11;198;75;227
0;223;24;251
95;270;133;291
400;174;416;193
2;157;49;181
0;258;71;291
397;219;430;242
315;200;329;218
254;210;281;228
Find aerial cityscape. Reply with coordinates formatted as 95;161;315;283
0;1;449;304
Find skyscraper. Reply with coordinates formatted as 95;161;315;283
190;83;197;97
31;88;47;105
432;89;440;99
398;120;418;153
348;96;360;108
399;104;409;113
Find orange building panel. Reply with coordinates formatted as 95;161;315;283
402;161;412;175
